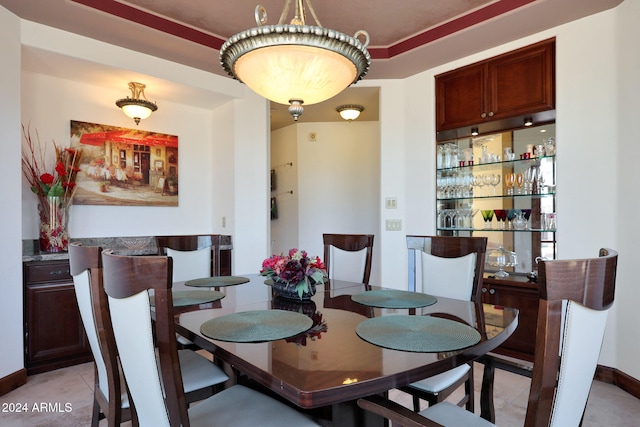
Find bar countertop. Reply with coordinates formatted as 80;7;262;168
22;235;233;262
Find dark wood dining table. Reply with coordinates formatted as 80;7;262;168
171;274;519;427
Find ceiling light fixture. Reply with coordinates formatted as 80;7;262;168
115;82;158;125
337;104;364;121
524;117;533;126
220;0;371;122
471;127;479;136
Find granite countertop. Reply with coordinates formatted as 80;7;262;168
23;235;233;262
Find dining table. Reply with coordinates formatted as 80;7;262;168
170;274;519;427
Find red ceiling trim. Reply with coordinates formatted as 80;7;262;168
71;0;224;50
72;0;534;60
382;0;536;59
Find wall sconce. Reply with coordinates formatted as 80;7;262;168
524;117;533;126
471;127;479;136
337;104;364;121
115;82;158;125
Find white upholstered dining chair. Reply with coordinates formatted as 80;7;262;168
358;248;618;427
69;243;229;426
401;235;487;413
156;234;221;281
101;250;322;427
323;233;374;287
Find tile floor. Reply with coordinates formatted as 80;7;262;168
1;361;640;426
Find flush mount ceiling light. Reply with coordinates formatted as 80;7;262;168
115;82;158;125
220;0;371;122
337;104;364;121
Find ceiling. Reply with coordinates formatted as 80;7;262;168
2;0;622;130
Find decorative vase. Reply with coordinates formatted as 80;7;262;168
38;196;69;252
269;278;317;301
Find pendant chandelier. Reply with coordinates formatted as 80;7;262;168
115;82;158;125
219;0;371;121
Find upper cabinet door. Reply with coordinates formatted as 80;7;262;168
436;39;555;132
487;40;555;121
435;64;487;131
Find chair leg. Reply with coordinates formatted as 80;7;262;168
412;395;421;412
91;397;100;427
465;364;475;412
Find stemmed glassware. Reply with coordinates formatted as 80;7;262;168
464;209;478;229
505;173;515;196
494;209;507;229
473;174;485;197
506;209;518;229
515;172;524;194
481;209;494;229
490;174;501;196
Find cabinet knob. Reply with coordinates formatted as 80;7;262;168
481;287;487;293
489;288;496;295
481;112;487;118
488;111;494;117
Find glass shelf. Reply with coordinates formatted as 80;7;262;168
437;227;557;233
436;155;556;172
437;193;555;202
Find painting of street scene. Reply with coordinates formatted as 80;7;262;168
70;120;179;206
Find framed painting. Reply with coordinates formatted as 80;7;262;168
70;120;179;206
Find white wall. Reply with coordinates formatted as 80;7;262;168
270;125;299;255
0;6;25;380
271;121;381;285
613;0;640;381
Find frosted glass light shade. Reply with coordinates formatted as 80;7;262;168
337;104;364;121
235;45;357;106
121;103;154;120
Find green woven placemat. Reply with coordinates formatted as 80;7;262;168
185;276;250;287
355;315;481;353
149;290;225;307
351;289;437;309
200;310;313;343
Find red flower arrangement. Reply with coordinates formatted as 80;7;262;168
21;124;81;208
261;248;327;299
21;124;82;251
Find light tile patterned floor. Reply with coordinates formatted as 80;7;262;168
1;361;639;426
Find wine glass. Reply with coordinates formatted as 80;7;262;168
494;209;507;229
490;174;501;196
506;209;518;229
482;174;494;196
464;209;479;229
515;172;524;194
505;173;515;196
481;209;494;229
474;174;485;197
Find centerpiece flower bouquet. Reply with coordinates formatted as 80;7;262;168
261;248;327;299
21;124;81;251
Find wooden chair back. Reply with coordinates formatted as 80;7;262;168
525;248;617;426
68;242;132;426
322;233;374;286
156;235;221;280
407;235;487;303
102;250;188;427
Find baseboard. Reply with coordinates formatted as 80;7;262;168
595;365;640;400
0;368;27;397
